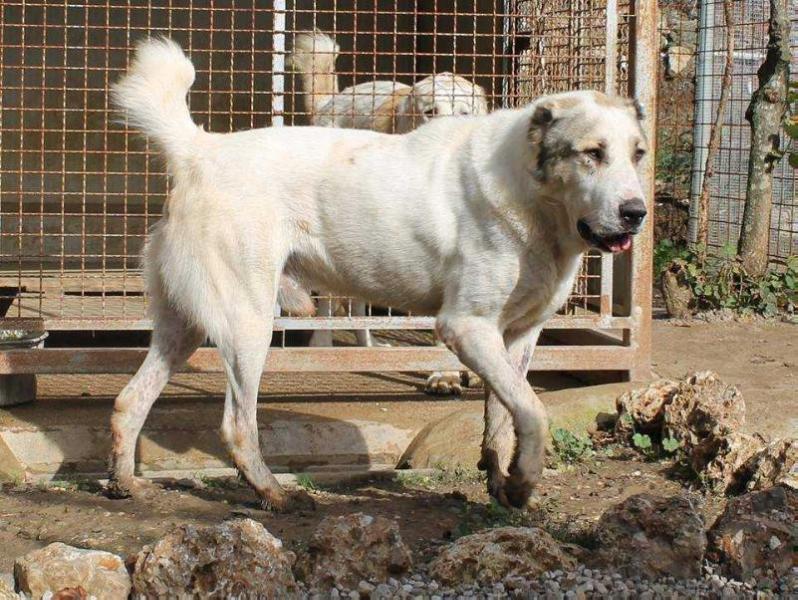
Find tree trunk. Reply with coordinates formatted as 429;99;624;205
738;0;791;277
696;0;734;255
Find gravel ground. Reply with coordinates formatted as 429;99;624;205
299;564;798;599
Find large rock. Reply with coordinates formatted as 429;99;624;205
694;432;766;494
13;543;130;600
614;379;679;441
51;589;88;600
0;579;20;600
663;371;745;452
707;486;797;579
592;494;706;580
398;409;482;470
295;513;412;589
429;527;577;585
132;518;298;598
743;438;798;492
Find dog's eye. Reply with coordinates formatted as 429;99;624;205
423;107;438;118
633;148;646;163
584;147;603;162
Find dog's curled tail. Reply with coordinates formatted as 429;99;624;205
288;30;340;117
112;37;199;165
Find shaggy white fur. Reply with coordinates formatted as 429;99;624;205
108;37;647;511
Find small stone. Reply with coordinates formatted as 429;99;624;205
663;371;745;453
614;379;680;441
694;432;766;493
429;527;576;585
14;543;130;600
131;519;297;598
358;580;375;596
706;486;796;580
0;579;19;600
297;514;412;590
591;493;706;579
743;438;798;491
371;583;392;599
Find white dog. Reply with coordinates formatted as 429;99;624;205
290;32;488;395
108;38;648;512
289;30;489;133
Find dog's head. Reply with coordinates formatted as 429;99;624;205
527;91;648;254
396;73;489;132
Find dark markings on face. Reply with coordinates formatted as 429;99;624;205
537;138;576;175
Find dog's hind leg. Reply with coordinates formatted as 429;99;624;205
308;295;334;347
216;291;315;512
107;298;204;498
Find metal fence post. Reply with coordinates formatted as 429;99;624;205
628;0;659;381
688;0;716;246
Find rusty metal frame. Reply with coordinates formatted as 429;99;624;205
0;1;657;379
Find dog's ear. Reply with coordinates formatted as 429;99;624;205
527;100;564;181
527;100;559;145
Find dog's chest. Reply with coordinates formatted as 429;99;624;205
503;252;583;330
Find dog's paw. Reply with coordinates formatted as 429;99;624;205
501;465;538;509
463;370;483;389
261;489;317;513
425;371;464;396
105;476;159;500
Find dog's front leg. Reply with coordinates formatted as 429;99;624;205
437;316;546;508
478;326;543;505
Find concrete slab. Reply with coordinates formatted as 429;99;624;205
0;373;633;480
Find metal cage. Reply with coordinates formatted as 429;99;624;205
0;1;657;380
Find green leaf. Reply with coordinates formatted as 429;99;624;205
785;122;798;139
662;437;682;453
789;153;798;169
632;433;652;450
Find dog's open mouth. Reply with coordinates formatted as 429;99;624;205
577;220;633;254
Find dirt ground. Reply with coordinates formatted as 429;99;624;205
0;453;721;578
651;318;797;438
0;318;794;578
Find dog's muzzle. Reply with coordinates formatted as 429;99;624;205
577;219;641;254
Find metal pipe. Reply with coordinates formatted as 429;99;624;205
688;0;716;245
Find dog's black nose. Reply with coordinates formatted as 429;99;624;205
619;199;647;228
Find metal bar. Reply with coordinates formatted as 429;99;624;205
688;0;716;246
627;0;658;381
271;0;286;127
604;0;618;94
0;344;638;375
30;315;637;331
600;253;614;316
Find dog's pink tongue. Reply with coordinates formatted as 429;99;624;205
608;235;632;253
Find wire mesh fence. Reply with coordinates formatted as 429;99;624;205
0;1;654;375
656;0;798;261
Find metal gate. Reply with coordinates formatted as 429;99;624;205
0;1;657;379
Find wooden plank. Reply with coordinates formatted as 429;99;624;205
0;345;637;375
